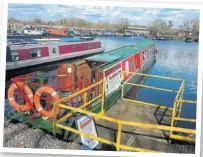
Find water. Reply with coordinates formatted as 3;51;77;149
96;36;198;129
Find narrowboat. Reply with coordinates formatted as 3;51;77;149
123;32;132;37
46;28;73;37
22;27;46;35
6;38;105;72
185;37;194;42
6;40;157;133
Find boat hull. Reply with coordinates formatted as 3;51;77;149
92;54;156;113
6;48;104;80
6;47;104;71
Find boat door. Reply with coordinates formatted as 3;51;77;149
48;45;59;57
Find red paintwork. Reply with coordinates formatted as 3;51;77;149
104;63;121;77
59;42;101;55
40;47;49;57
46;29;69;36
135;54;141;69
103;44;153;80
120;45;152;81
17;47;49;60
14;41;101;61
18;49;30;60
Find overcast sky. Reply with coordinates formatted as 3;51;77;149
8;4;200;27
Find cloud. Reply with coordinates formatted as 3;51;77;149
8;4;200;26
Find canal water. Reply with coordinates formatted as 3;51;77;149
96;36;198;129
5;36;198;129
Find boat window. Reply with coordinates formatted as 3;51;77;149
11;50;19;61
84;45;87;49
52;48;56;54
30;48;41;58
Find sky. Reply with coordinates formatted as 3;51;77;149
8;4;200;27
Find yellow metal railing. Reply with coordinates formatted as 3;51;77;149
53;103;195;152
122;71;196;142
52;71;196;152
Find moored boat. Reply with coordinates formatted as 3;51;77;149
5;39;157;139
6;38;105;72
45;28;73;37
185;37;194;42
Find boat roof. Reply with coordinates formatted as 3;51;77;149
85;40;154;70
7;37;96;46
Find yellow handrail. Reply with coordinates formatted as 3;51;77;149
122;71;196;142
53;103;196;151
52;71;196;152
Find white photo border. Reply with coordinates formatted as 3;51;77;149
0;0;202;157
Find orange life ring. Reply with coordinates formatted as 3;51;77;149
34;86;60;118
8;82;33;111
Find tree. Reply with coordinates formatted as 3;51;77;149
118;18;130;32
148;19;174;36
179;19;199;32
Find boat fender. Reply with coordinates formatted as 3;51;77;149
8;82;33;112
34;86;60;118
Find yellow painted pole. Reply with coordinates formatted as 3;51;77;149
174;117;196;123
170;134;195;142
58;80;104;103
56;123;115;145
124;71;183;81
170;102;176;138
176;100;197;104
124;82;178;93
101;81;105;114
83;92;87;111
123;98;173;111
178;82;184;116
52;103;57;136
56;122;161;152
57;94;103;123
116;123;122;151
57;103;196;134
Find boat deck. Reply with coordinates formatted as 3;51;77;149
91;99;195;153
96;99;171;143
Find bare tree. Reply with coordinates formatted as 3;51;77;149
148;19;174;36
179;19;199;32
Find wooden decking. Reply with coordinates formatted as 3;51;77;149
94;99;195;153
96;99;172;143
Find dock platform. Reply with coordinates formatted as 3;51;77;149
94;99;194;153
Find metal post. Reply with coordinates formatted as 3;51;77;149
179;82;184;115
52;103;57;136
83;92;87;111
101;80;105;114
170;101;177;138
116;122;122;151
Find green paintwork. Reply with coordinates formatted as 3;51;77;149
7;109;74;136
